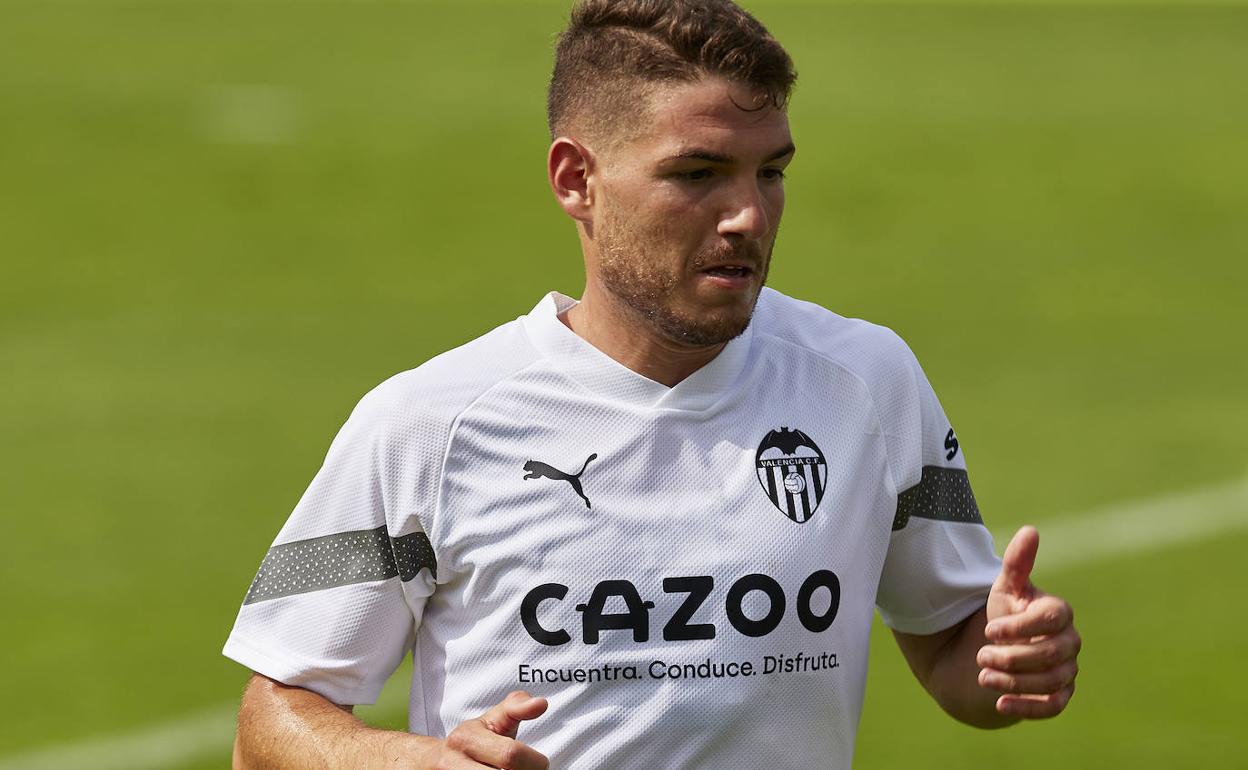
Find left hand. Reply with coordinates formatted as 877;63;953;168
977;525;1081;719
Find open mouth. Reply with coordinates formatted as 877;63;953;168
703;265;754;278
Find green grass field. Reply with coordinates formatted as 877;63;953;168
2;0;1246;767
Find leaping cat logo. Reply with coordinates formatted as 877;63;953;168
522;453;597;509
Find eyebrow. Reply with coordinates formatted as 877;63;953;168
666;142;797;165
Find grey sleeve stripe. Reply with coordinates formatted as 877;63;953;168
243;526;437;605
393;530;438;582
892;466;983;531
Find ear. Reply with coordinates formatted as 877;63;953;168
548;137;595;224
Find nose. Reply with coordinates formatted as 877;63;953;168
717;179;771;241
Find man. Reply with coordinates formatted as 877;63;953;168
225;1;1081;767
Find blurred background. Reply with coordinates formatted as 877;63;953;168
1;0;1245;767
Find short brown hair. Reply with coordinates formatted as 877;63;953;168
547;0;797;142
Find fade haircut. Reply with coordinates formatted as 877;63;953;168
547;0;797;144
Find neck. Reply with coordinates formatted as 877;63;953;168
561;285;726;388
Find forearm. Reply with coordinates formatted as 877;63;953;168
234;674;438;770
894;607;1019;730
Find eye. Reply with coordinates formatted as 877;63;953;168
760;168;787;181
678;168;714;182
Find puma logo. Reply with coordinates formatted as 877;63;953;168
523;454;598;509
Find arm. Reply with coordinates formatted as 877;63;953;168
893;606;1017;729
893;526;1081;728
234;673;549;770
234;674;426;769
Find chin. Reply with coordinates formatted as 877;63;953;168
658;305;756;348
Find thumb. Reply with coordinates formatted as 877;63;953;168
993;525;1040;597
480;691;549;738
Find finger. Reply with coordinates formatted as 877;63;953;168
979;659;1078;695
978;628;1082;673
985;595;1074;642
480;691;549;739
996;684;1075;719
503;691;549;725
992;525;1040;597
445;724;549;770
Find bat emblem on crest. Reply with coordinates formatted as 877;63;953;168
755;427;828;524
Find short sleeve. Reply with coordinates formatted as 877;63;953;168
875;342;1001;635
222;389;438;705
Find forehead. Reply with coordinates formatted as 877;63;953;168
630;76;792;159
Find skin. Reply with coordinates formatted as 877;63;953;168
551;74;1080;726
548;76;794;386
895;526;1081;727
233;75;1081;767
234;677;548;769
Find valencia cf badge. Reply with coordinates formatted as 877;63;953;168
755;428;828;524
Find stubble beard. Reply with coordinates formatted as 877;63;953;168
595;210;773;348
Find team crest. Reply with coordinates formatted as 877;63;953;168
755;427;828;524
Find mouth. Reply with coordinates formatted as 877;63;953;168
698;263;757;291
702;265;754;278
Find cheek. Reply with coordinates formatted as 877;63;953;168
632;190;711;244
765;188;786;227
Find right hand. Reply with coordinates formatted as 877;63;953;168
429;690;549;769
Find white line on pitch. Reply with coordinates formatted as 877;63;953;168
0;682;410;770
2;473;1246;770
992;473;1248;574
0;708;239;770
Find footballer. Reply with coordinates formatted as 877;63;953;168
225;1;1082;767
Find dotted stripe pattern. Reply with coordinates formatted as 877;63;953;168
892;466;982;531
243;526;436;605
392;530;438;582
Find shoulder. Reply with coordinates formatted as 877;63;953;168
752;287;921;387
343;317;543;446
752;289;934;470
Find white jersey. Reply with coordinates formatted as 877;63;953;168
224;289;1000;769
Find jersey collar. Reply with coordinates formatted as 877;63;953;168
521;292;756;412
